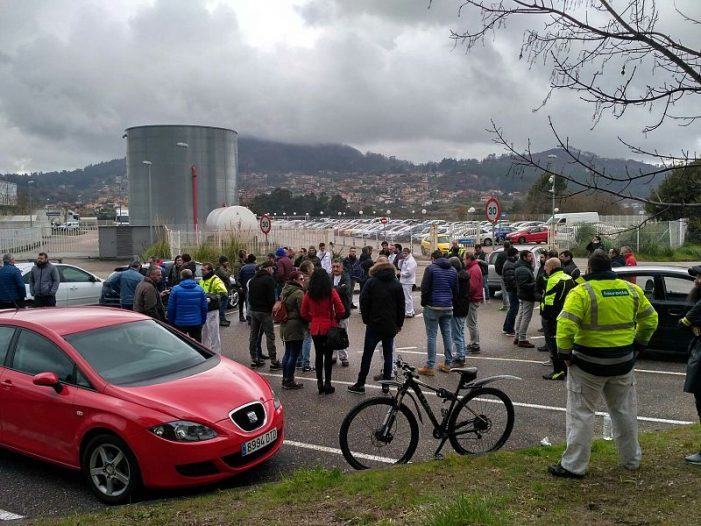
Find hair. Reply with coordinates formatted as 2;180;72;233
2;253;12;263
589;252;612;273
431;249;443;260
174;254;183;262
148;266;162;277
319;242;326;249
180;269;193;280
609;247;621;256
307;268;332;300
350;246;357;251
394;243;402;251
202;262;214;272
547;249;559;259
245;254;256;264
507;247;519;258
402;246;411;254
593;235;602;242
238;249;247;259
182;253;192;262
449;256;463;272
260;260;275;269
38;252;48;258
503;240;511;250
621;245;633;255
475;244;482;250
130;259;141;269
545;257;562;273
288;270;304;284
219;255;228;264
559;250;573;259
519;250;531;261
299;260;315;276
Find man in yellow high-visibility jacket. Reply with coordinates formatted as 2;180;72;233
201;262;229;354
549;251;658;479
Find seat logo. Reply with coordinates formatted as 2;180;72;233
247;411;258;424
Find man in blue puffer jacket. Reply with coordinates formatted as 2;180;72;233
167;269;208;342
419;250;458;376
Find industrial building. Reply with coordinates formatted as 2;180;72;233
124;125;238;230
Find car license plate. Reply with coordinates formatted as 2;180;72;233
241;428;277;456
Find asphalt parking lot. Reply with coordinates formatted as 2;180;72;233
0;289;696;522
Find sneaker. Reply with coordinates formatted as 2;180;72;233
418;366;435;377
518;341;535;348
452;358;466;368
684;452;701;465
498;306;508;311
543;371;566;381
513;338;519;346
302;366;315;373
537;345;548;352
331;357;338;365
324;385;335;395
351;304;358;309
506;332;515;337
341;360;349;367
259;353;270;360
250;360;265;368
470;345;481;354
347;383;365;394
438;364;451;373
219;320;231;327
381;384;390;394
296;364;303;370
269;360;282;371
405;313;415;318
282;381;304;390
548;463;584;479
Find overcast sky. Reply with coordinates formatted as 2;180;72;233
0;0;699;173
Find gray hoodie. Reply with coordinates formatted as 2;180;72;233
29;262;60;297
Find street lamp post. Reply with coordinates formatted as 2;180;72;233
385;209;391;243
27;180;34;229
142;161;153;245
547;153;558;247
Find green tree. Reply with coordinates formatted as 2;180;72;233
524;172;567;214
646;162;701;243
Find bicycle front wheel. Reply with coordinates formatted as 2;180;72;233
339;397;419;470
448;387;514;455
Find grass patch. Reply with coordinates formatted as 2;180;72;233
37;426;701;526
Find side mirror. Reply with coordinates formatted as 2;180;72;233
33;372;63;393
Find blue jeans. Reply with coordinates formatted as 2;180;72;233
451;315;467;361
482;274;489;301
296;333;313;368
503;290;519;333
423;306;453;368
356;325;394;386
282;340;302;383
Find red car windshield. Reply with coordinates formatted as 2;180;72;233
65;320;211;386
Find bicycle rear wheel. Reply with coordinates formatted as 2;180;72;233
448;387;514;455
339;397;419;470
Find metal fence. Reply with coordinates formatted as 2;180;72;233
553;219;688;252
0;225;100;259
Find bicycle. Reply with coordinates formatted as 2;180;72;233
339;358;520;470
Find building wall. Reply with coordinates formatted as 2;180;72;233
98;225;166;258
125;125;238;229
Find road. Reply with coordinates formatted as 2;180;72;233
0;289;695;522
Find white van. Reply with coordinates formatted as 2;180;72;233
547;212;599;226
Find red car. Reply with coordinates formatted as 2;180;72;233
506;225;550;244
0;308;284;504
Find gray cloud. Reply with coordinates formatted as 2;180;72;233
0;0;699;173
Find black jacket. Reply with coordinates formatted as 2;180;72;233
683;298;701;393
359;262;405;338
494;251;507;276
453;269;471;317
536;261;547;296
359;254;374;282
502;257;518;293
611;255;626;267
562;260;581;280
515;259;538;302
333;271;352;319
540;269;576;321
247;270;276;313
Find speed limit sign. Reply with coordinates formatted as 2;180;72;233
259;214;272;235
485;197;502;224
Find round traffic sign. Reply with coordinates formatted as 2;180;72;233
259;214;272;234
380;216;388;225
485;197;502;224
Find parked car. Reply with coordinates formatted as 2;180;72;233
486;245;548;296
612;266;695;356
420;234;452;255
17;263;103;306
506;225;549;244
0;308;284;503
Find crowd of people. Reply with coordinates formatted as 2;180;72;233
4;235;701;477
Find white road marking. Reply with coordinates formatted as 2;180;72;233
0;510;24;521
395;346;417;350
262;373;693;426
284;440;396;464
381;349;686;376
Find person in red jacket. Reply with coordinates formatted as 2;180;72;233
621;246;638;284
301;268;346;394
465;253;484;353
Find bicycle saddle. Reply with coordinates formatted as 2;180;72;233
449;366;477;375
